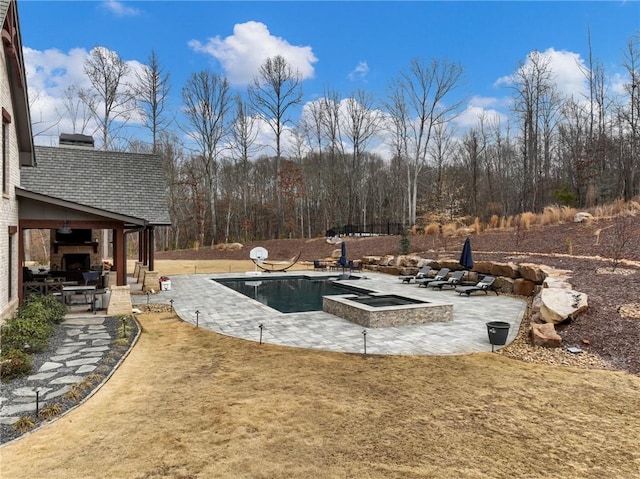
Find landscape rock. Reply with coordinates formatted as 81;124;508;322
543;277;573;289
490;262;520;278
472;261;494;275
495;276;514;294
574;212;594;223
513;278;537;297
519;263;547;283
539;288;589;324
531;323;563;347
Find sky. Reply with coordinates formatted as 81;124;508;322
17;0;640;156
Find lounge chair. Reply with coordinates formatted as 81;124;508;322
416;268;450;287
455;275;497;296
427;270;465;290
399;266;431;284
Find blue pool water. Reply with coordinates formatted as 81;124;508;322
215;276;369;313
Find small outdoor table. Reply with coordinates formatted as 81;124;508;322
63;285;97;313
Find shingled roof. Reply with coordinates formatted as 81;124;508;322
20;145;171;225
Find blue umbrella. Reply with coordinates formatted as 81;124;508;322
459;237;473;270
338;242;348;269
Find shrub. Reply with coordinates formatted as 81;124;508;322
38;295;67;324
38;403;62;420
0;348;33;381
1;316;53;353
12;416;35;433
399;231;411;255
424;223;440;235
18;295;66;325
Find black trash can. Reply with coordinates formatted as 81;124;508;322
486;321;510;349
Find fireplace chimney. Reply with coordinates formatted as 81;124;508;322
59;133;95;149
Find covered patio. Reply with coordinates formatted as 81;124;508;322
16;136;170;303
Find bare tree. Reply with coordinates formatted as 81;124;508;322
181;69;232;244
342;90;383;224
509;51;558;210
248;55;303;173
229;95;261;216
79;46;135;150
385;58;464;225
134;50;171;152
58;85;92;135
621;34;640;200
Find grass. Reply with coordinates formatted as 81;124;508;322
1;313;639;478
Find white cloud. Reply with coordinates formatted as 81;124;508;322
347;61;369;82
188;21;318;86
455;96;508;129
25;46;143;146
495;48;588;99
101;1;140;17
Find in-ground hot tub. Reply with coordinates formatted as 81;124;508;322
323;293;453;328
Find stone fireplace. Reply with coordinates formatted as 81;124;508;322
50;229;105;282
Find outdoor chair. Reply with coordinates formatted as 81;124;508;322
348;260;362;272
455;275;497;296
427;270;465;290
399;266;431;284
313;260;327;271
416;268;450;287
45;280;65;302
23;281;44;299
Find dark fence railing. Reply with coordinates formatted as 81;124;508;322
326;222;406;237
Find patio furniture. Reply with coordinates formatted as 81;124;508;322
314;260;327;271
455;276;497;296
399;266;431;284
416;268;450;287
63;284;98;313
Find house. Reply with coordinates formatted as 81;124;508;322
1;0;35;318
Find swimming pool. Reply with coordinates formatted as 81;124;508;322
215;276;370;313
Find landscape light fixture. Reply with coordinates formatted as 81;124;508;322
57;220;72;235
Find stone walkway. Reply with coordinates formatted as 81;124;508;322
0;315;115;430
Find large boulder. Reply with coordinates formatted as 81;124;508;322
473;261;494;275
495;276;514;295
378;255;395;266
543;277;573;289
489;262;520;279
574;212;593;223
361;256;382;265
539;288;589;324
531;323;563;347
513;278;537;297
519;263;547;283
437;259;464;271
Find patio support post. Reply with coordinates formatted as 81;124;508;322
148;226;155;271
138;229;144;263
17;225;24;302
113;225;126;286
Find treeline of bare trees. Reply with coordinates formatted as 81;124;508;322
51;34;639;249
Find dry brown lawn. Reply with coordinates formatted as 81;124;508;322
2;311;639;478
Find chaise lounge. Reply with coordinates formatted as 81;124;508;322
416;268;450;287
455;275;497;296
399;266;431;284
427;270;465;290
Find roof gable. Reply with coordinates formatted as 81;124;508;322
21;146;171;225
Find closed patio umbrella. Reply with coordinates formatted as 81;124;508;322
459;237;473;270
338;241;348;270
